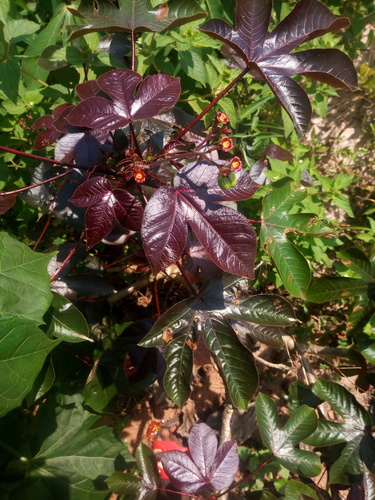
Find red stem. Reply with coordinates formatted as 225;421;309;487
1;170;70;196
33;214;53;251
50;233;85;281
156;67;250;159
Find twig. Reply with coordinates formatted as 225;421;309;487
253;353;290;371
220;402;234;446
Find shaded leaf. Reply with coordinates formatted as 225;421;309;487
68;0;207;40
106;472;142;494
0;193;16;214
140;274;295;408
307;277;369;303
46;293;91;343
0;317;58;417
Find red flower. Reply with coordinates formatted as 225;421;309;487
220;136;234;152
216;111;230;123
134;170;146;183
230;156;243;172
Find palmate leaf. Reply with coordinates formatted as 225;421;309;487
70;177;143;248
256;393;320;477
140;274;296;408
66;69;181;132
200;0;357;135
68;0;207;40
303;380;375;485
260;178;331;298
142;161;259;278
161;423;238;494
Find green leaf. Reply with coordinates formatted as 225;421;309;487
306;277;369;303
179;50;207;86
46;293;91;343
0;232;54;323
3;19;39;44
261;179;317;298
106;472;142;494
135;443;160;487
0;317;58;417
164;333;194;408
284;479;319;500
10;401;135;499
68;0;207;40
0;59;20;103
203;316;258;409
329;437;364;484
305;380;375;485
140;275;296;408
24;359;55;407
312;380;370;430
331;193;354;217
256;393;320;477
246;492;278;500
337;247;373;281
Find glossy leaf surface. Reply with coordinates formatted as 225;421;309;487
140;274;296;408
67;69;181;132
142;161;259;277
200;0;357;134
46;293;91;343
256;393;320;477
304;380;375;485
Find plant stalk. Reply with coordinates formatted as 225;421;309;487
157;66;250;158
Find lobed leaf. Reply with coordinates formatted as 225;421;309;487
200;0;357;134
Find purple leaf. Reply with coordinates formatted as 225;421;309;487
75;79;105;100
162;423;239;494
142;186;188;274
70;177;112;207
181;203;256;279
0;193;16;214
210;440;239;490
200;0;357;134
85;195;117;248
161;450;206;494
188;423;218;477
113;189;143;232
67;69;181;132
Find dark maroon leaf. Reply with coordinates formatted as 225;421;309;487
85;196;118;248
0;193;16;214
264;144;293;162
184;232;221;283
161;422;239;494
113;189;143;232
54;130;112;165
71;178;142;248
75;79;106;100
200;0;357;134
66;69;181;132
142;186;188;274
70;177;112;207
141;163;258;278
